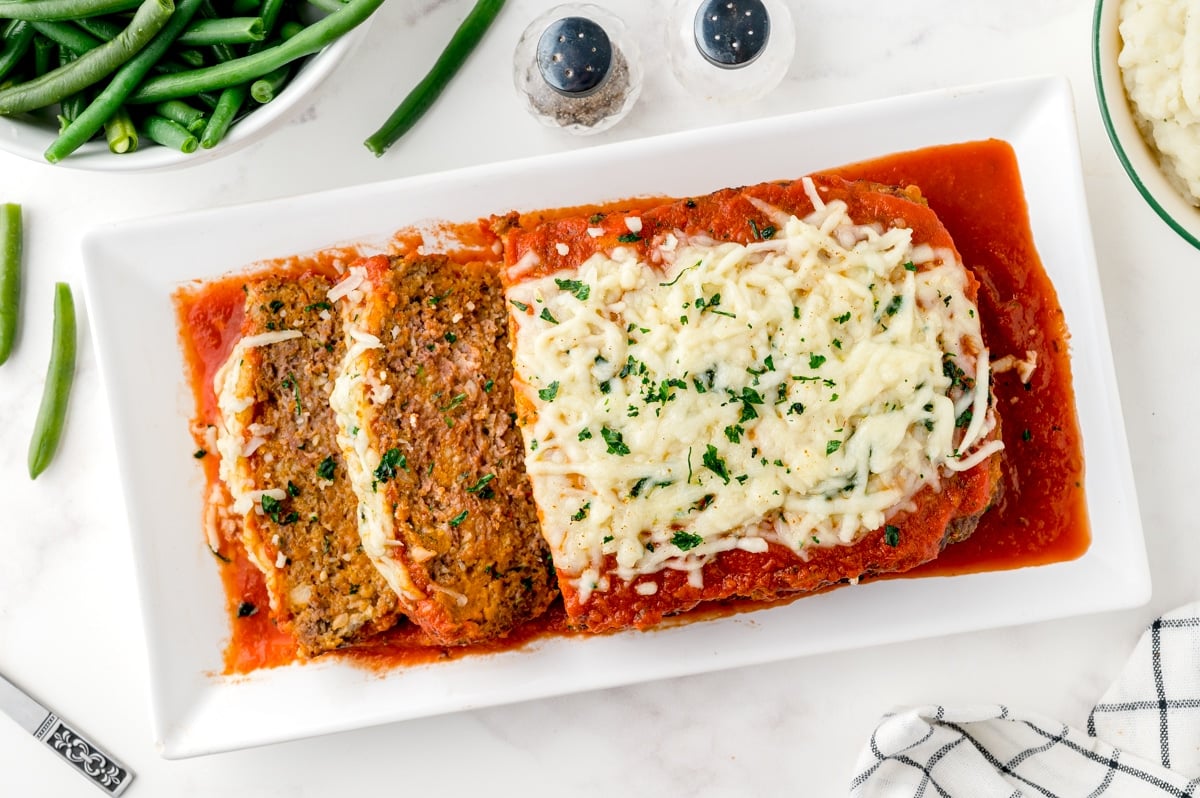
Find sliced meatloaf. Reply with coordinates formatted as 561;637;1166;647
494;175;1006;632
329;254;557;645
214;274;402;656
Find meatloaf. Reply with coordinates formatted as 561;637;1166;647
493;175;1005;632
214;275;402;656
329;254;557;645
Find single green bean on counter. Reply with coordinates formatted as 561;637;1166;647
0;203;21;366
364;0;505;156
28;282;76;479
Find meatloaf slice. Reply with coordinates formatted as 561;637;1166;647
214;274;402;656
330;254;557;645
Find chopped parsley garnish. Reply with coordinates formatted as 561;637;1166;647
539;307;558;324
764;354;775;371
428;290;451;306
484;379;494;393
510;299;529;312
601;426;630;455
444;331;457;344
826;440;842;456
834;312;851;324
538;381;560;401
448;510;468;527
885;295;904;316
617;232;641;243
268;299;284;313
724;424;744;443
287;481;300;497
588;212;605;224
554;278;590;301
671;531;704;551
578;427;593;441
316;456;336;481
788;402;805;416
466;474;495;494
955;408;974;429
281;372;302;415
237;602;258;618
659;261;699;287
832;339;842;349
303;300;332;312
809;353;826;369
373;448;408;482
630;477;650;498
441;393;467;412
702;444;730;484
1022;429;1032;442
572;502;591;522
260;494;281;514
884;525;901;547
904;261;917;272
193;448;207;459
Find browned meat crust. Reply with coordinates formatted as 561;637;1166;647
222;275;402;655
334;255;557;645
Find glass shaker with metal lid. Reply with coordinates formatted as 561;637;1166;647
668;0;795;102
514;4;643;134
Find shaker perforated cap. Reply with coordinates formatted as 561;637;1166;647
694;0;771;68
536;16;613;97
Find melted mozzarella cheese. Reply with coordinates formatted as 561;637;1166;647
508;193;1000;601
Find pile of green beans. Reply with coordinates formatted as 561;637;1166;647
0;0;383;162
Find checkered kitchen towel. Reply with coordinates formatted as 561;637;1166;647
851;602;1200;796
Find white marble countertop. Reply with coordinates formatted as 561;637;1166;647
1;0;1195;795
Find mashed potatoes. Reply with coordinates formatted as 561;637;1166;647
1119;0;1200;206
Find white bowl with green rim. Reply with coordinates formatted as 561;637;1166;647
1093;0;1200;248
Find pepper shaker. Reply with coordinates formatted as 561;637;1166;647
668;0;796;102
514;4;643;135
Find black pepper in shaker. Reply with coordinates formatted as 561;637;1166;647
668;0;795;102
514;4;642;134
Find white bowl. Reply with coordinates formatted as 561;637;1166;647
1093;0;1200;248
0;23;369;172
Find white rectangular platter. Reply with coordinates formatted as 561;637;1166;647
82;75;1148;758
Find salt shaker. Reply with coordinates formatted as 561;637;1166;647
668;0;796;103
514;4;642;135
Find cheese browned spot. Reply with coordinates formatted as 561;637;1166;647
503;176;1003;609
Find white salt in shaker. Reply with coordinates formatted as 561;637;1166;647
668;0;795;102
514;4;642;135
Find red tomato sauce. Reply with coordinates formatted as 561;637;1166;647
175;139;1087;674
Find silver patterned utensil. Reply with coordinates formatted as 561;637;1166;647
0;670;134;795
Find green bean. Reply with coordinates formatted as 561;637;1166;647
0;0;173;115
28;20;102;55
198;81;243;147
0;203;21;366
304;0;346;12
0;0;141;21
229;0;255;14
55;48;88;128
103;103;135;150
179;16;262;46
364;0;504;156
0;21;34;82
127;0;384;104
278;19;301;39
155;97;204;130
28;282;76;479
249;61;284;102
142;112;196;151
32;33;55;75
73;17;122;40
46;0;202;162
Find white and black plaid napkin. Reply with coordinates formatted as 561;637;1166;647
851;602;1200;796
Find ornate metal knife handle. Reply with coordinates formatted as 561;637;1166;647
33;713;134;795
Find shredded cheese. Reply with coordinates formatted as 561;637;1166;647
508;193;1000;601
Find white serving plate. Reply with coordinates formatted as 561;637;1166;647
82;75;1148;758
